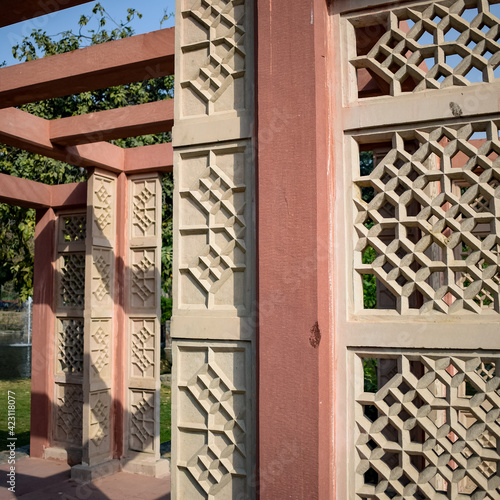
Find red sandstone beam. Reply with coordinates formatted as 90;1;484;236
0;107;52;150
65;142;124;171
0;29;175;109
124;143;173;173
0;173;86;209
50;100;174;145
0;0;93;28
50;181;87;208
0;107;124;171
0;173;51;208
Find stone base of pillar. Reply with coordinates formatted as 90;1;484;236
71;459;120;482
44;446;82;466
120;456;170;478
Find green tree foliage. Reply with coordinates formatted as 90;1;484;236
0;3;174;300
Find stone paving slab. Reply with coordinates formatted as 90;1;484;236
0;457;170;500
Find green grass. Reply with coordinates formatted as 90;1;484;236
160;384;172;444
0;379;31;450
0;379;172;452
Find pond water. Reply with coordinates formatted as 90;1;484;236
0;300;32;379
0;331;31;379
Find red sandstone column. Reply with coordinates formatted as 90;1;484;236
112;172;127;460
72;168;119;480
30;208;56;459
256;0;333;498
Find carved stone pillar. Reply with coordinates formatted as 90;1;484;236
43;210;86;464
121;173;168;477
172;0;256;498
72;169;119;480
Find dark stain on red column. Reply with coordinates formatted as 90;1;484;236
309;322;321;348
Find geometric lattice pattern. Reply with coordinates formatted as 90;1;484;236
131;249;156;307
94;177;113;236
131;320;155;378
180;152;246;299
132;181;157;238
354;120;500;314
90;392;109;448
92;248;112;302
180;0;246;109
179;351;247;497
57;319;84;374
55;383;83;446
355;353;500;499
61;215;86;242
130;390;155;453
351;0;500;97
60;254;85;308
90;323;110;377
126;174;161;465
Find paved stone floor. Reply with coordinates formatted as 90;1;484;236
0;457;171;499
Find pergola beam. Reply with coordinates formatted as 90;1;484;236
51;182;87;208
0;28;174;109
0;173;86;209
0;107;173;173
0;107;124;171
50;100;174;145
0;174;51;208
0;0;93;28
124;143;173;174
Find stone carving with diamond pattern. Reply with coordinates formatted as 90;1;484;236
90;394;109;447
355;120;500;314
355;354;500;498
181;157;246;300
55;384;83;446
181;0;246;113
130;391;155;452
179;357;247;497
133;182;157;238
351;0;500;97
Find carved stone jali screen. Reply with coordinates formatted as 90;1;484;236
52;211;86;462
39;169;166;479
171;0;256;498
331;0;500;497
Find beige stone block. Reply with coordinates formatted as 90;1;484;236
71;459;120;482
90;173;116;246
88;390;112;461
174;141;254;316
171;340;255;500
130;318;157;380
120;456;170;478
53;383;83;447
129;174;161;248
174;0;254;146
90;247;113;311
129;389;156;454
89;319;111;382
129;248;158;311
44;446;82;466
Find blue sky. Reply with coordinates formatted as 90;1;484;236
0;0;175;67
